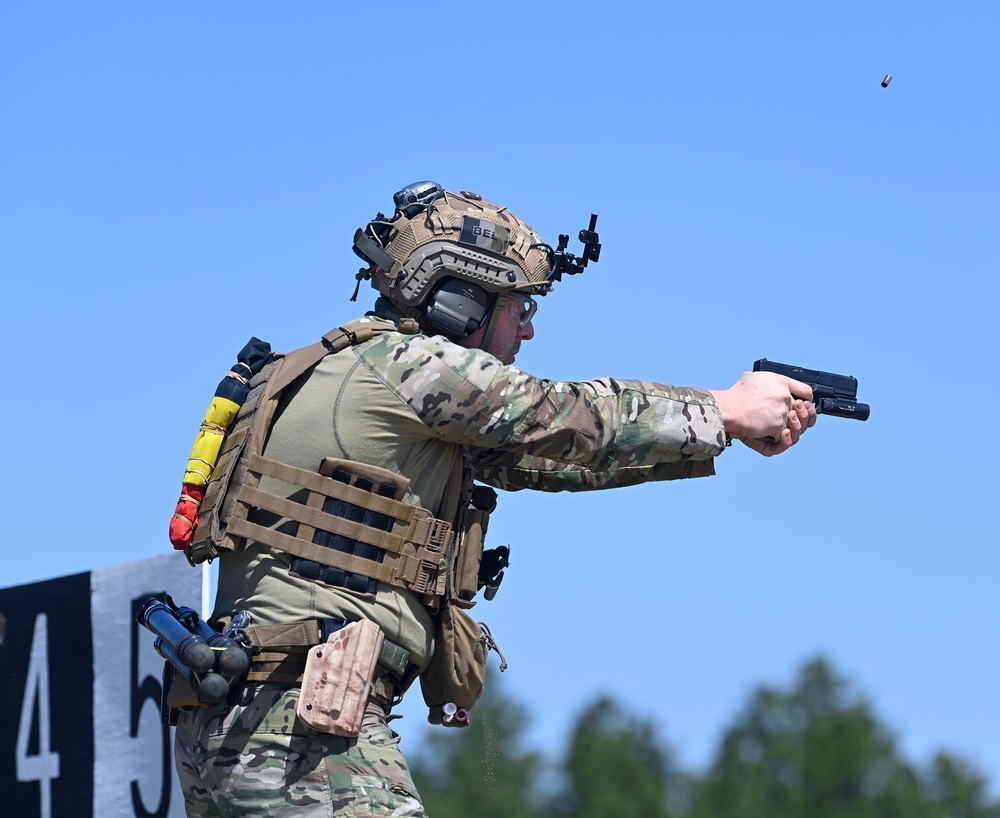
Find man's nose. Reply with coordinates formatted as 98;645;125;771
518;319;534;341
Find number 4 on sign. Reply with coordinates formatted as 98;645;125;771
16;613;61;818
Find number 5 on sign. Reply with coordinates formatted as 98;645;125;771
92;556;198;818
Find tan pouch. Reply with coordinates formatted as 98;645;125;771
163;663;230;708
160;663;228;726
419;600;486;726
450;485;495;604
296;619;384;737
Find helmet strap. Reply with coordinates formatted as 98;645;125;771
478;294;509;353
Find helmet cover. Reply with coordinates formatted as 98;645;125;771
354;187;553;311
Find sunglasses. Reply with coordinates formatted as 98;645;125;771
509;293;537;327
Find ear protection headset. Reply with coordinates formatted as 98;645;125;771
424;277;493;340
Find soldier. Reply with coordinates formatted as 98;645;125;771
173;182;815;817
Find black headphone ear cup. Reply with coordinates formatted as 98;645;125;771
425;279;492;340
426;303;468;339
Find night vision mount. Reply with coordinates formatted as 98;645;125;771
533;213;602;286
351;181;445;290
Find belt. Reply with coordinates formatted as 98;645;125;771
241;618;413;706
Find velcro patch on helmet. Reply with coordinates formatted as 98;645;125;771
459;216;510;255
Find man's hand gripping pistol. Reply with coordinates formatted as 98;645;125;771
753;359;870;421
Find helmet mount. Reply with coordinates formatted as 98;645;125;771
534;213;602;284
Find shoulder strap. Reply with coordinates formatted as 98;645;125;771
266;317;418;398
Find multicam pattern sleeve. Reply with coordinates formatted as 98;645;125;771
470;449;717;492
356;332;727;491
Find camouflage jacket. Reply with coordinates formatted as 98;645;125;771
212;320;726;667
355;329;726;493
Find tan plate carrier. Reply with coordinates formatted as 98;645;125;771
186;318;477;610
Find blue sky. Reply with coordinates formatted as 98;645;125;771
2;0;998;789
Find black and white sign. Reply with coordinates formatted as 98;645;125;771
1;554;202;818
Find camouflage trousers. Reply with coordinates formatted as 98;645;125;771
174;683;427;817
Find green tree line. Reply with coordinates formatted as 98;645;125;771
410;659;999;818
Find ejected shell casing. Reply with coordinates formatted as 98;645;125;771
881;74;892;87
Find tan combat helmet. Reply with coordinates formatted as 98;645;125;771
352;181;600;345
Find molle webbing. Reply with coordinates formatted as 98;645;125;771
245;650;400;704
241;618;411;704
242;619;412;679
292;469;398;596
227;455;452;601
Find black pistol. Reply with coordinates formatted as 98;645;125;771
753;359;870;421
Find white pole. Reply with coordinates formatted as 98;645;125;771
201;562;211;618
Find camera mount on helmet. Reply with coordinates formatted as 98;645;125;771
393;181;445;219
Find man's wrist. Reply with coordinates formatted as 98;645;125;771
707;387;742;439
